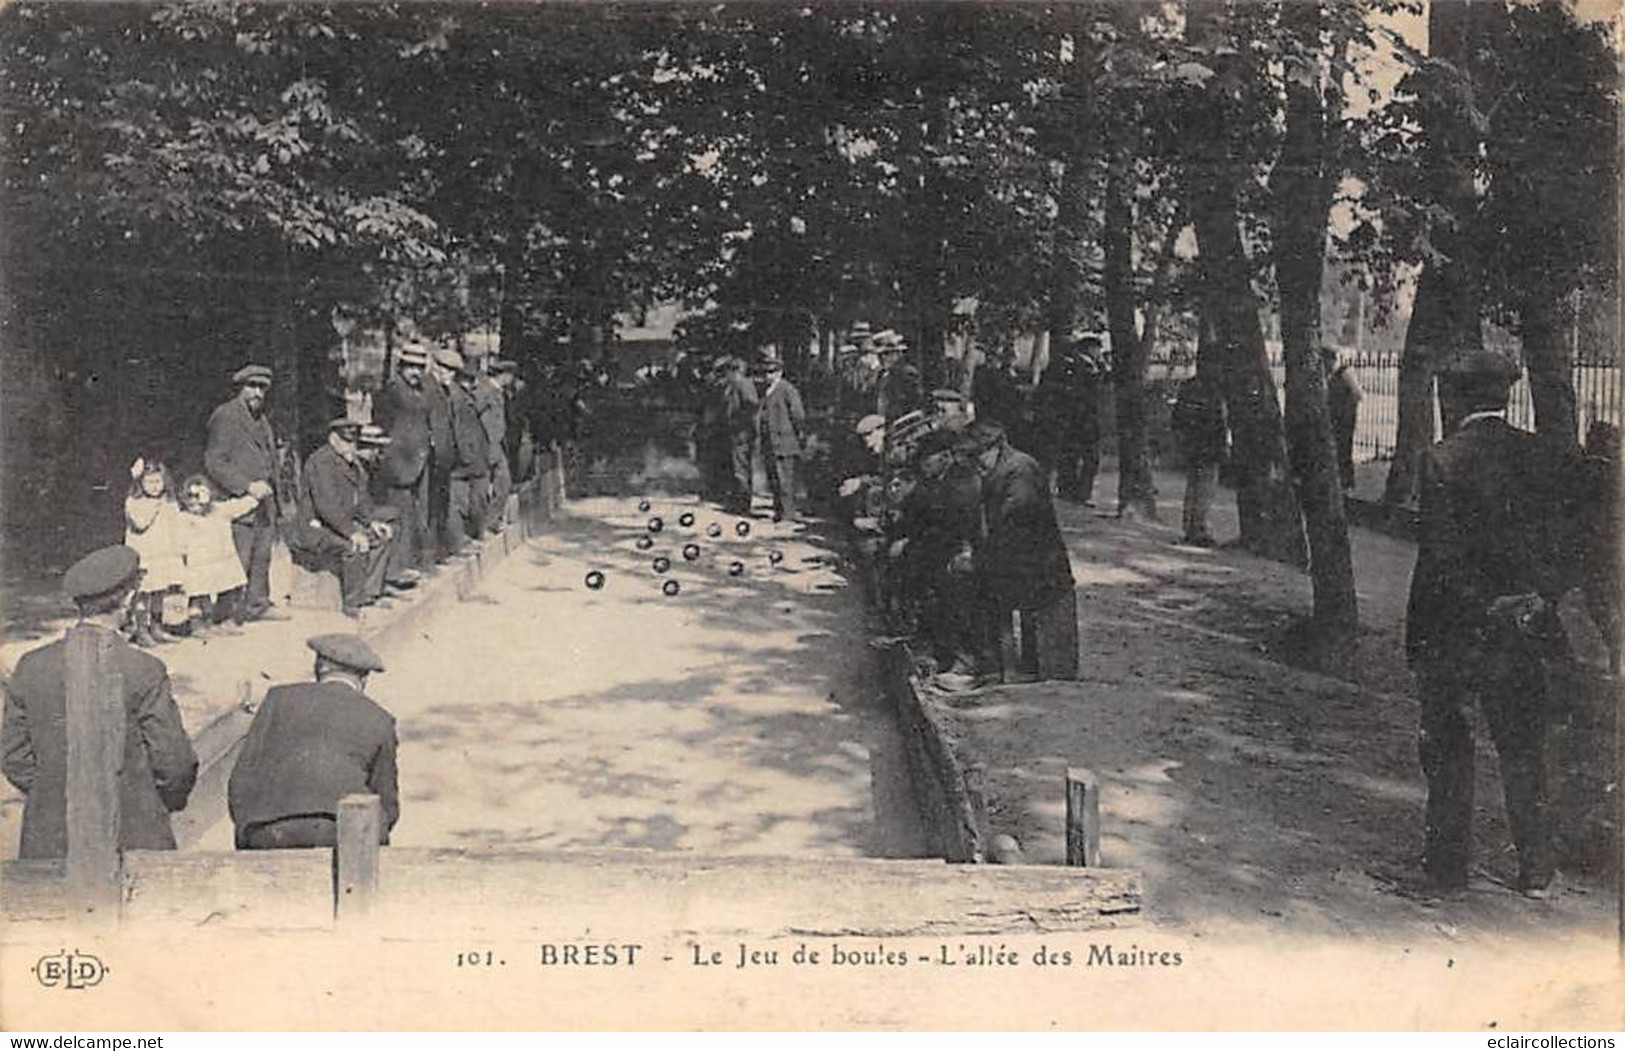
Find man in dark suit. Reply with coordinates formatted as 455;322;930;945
228;633;399;850
289;420;395;617
425;347;459;564
205;363;282;622
890;429;983;687
2;545;198;858
720;356;760;516
373;344;434;575
755;356;806;522
1405;349;1586;899
446;355;492;553
959;420;1078;683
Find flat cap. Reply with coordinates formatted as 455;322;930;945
432;347;464;371
306;633;385;673
64;544;141;601
232;364;273;385
329;417;362;434
396;345;429;367
1438;349;1521;385
855;414;886;436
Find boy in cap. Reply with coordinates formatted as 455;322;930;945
205;363;283;622
2;545;198;858
1404;349;1589;899
289;419;395;616
228;633;399;850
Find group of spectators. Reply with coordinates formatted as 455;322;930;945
119;343;591;634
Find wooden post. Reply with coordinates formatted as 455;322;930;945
334;793;381;924
1065;767;1101;868
64;626;124;925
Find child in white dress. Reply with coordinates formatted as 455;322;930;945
123;458;185;646
175;474;262;634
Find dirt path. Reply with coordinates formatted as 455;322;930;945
197;495;927;858
930;469;1617;945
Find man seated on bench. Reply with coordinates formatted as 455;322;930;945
287;418;398;617
227;633;399;850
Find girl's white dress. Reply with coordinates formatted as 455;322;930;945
177;496;259;600
124;496;185;592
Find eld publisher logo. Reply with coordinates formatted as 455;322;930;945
32;950;108;990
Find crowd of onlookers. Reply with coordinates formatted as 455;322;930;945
119;344;596;637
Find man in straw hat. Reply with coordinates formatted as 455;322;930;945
373;343;435;574
228;633;399;850
2;545;198;858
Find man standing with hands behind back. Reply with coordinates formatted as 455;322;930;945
756;355;806;523
205;364;284;622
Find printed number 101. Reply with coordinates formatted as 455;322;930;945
457;951;500;967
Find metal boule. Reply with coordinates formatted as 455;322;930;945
637;499;652;513
678;512;696;527
706;523;723;538
648;516;664;533
735;521;751;537
652;556;671;573
728;561;745;577
683;543;701;561
584;570;606;591
769;550;784;564
635;535;654;551
662;579;681;597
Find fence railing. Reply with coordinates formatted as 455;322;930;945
1152;348;1625;464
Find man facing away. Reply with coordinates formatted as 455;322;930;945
228;633;399;850
204;363;283;622
1404;349;1588;899
2;545;198;858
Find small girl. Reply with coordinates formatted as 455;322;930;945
175;474;261;634
123;457;185;646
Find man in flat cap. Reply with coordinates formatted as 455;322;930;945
424;346;460;564
373;344;434;576
227;633;399;850
446;355;492;553
205;364;282;622
2;546;198;858
755;356;806;522
958;420;1078;683
289;420;395;616
1404;349;1589;899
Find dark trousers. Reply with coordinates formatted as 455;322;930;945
1417;656;1551;888
292;531;390;613
488;452;513;532
923;569;979;671
230;513;275;619
1333;407;1357;490
237;815;338;850
427;462;452;562
447;473;490;553
385;470;429;577
766;452;799;521
1057;428;1100;502
727;436;755;514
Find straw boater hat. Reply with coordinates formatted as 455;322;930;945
233;364;273;386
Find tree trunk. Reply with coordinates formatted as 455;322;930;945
1274;0;1358;667
1104;154;1158;520
1186;1;1303;565
1382;262;1444;505
1522;291;1580;451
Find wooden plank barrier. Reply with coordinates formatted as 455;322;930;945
335;794;381;924
1065;767;1102;868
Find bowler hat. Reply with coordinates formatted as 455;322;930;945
307;633;385;673
64;544;141;601
233;364;273;386
1438;349;1521;387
